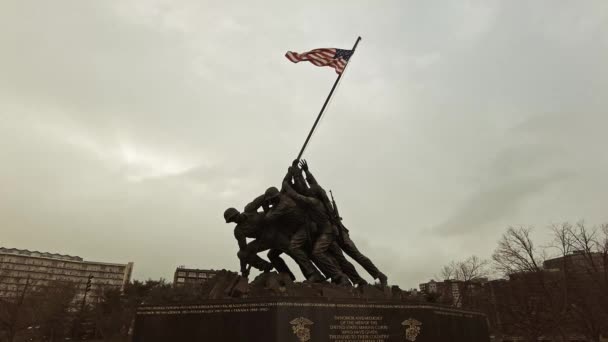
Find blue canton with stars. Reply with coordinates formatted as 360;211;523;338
334;49;353;61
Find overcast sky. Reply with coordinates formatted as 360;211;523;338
1;0;607;288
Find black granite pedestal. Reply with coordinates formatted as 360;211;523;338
133;298;490;342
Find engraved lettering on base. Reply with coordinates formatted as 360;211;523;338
290;317;314;342
402;318;422;341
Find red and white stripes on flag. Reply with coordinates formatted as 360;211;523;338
285;48;353;74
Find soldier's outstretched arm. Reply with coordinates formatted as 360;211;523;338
300;160;320;187
279;166;295;193
240;259;248;276
292;167;309;194
234;230;248;250
244;194;266;213
284;180;316;207
234;230;249;274
263;190;288;223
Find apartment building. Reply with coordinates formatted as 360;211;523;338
0;247;133;301
173;267;218;286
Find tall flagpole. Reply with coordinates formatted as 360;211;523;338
296;36;362;160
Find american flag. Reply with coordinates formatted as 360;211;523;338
285;48;354;74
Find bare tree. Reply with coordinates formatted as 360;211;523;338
0;270;9;342
548;222;585;341
558;222;608;341
492;226;568;341
600;223;608;290
490;223;608;341
439;263;455;281
492;226;544;275
438;256;489;308
32;281;78;341
550;222;575;257
568;222;607;278
0;276;36;342
441;256;489;282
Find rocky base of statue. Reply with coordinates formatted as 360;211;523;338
208;270;401;300
133;271;490;342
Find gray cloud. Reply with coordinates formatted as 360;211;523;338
1;0;607;288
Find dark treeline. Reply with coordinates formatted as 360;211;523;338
0;278;216;342
427;222;608;342
2;221;606;342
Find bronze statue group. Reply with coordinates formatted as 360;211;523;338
224;160;387;287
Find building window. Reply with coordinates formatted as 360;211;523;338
177;278;185;283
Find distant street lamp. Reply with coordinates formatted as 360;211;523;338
81;274;94;313
72;274;94;339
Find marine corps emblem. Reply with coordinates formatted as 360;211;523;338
402;318;422;341
290;317;314;342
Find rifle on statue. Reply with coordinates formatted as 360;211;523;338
329;190;342;222
329;190;348;243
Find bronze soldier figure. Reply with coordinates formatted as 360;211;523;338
299;159;388;286
224;159;386;287
282;166;351;286
259;179;325;283
291;163;367;286
223;194;294;279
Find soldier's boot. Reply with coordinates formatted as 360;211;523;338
305;272;326;283
345;272;367;287
267;250;296;280
355;279;368;287
335;274;352;287
238;250;272;272
298;261;325;283
377;273;388;287
261;262;273;273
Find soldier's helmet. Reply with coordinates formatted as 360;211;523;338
264;187;280;200
223;207;240;223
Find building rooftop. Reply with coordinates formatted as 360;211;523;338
175;266;220;272
0;247;83;262
544;251;604;262
0;247;133;267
